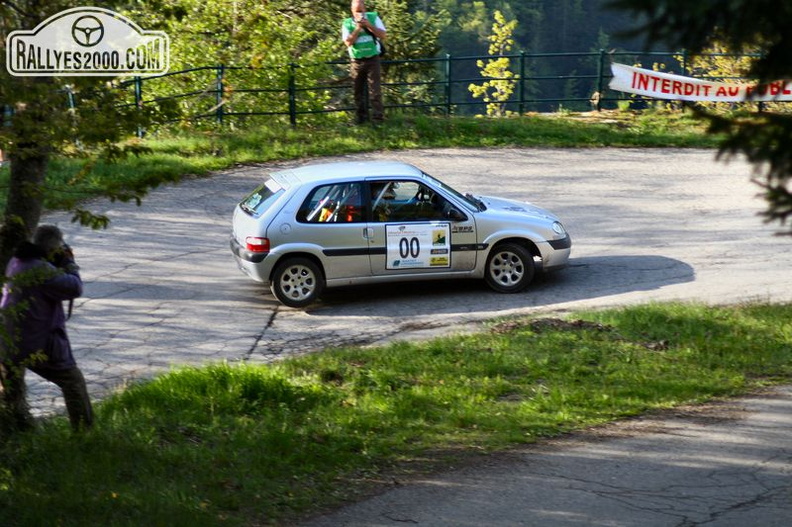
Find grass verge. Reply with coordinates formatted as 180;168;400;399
1;302;790;526
0;110;719;213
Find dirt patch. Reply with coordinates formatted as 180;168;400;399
490;317;612;334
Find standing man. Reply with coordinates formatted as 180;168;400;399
342;0;387;124
0;225;92;432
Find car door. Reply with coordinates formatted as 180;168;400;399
366;179;477;276
294;181;372;280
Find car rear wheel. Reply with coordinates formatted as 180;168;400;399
484;242;535;293
271;257;325;307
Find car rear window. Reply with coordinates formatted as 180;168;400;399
239;179;284;217
298;182;365;223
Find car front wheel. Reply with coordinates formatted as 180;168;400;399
484;242;535;293
271;257;325;307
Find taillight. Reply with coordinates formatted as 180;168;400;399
245;237;270;253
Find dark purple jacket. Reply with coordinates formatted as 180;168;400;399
1;243;83;370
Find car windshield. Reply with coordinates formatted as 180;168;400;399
422;172;484;212
239;179;285;216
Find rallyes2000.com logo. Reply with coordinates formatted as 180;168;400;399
6;6;169;77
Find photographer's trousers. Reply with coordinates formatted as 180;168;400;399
351;56;384;124
1;363;93;431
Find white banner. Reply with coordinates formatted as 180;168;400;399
609;63;792;102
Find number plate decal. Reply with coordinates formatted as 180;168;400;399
385;223;451;269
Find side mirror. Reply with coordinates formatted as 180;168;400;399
445;209;467;221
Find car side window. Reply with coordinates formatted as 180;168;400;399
298;182;365;223
370;180;452;222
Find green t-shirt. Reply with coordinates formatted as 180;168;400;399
343;12;381;59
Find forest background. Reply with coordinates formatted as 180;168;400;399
129;0;639;72
122;0;652;117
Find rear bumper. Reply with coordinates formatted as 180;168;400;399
230;236;272;283
230;236;268;263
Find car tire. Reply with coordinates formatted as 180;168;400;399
484;242;535;293
271;257;325;308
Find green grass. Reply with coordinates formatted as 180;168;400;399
0;110;720;213
2;302;790;526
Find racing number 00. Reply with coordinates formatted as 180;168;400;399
399;237;420;259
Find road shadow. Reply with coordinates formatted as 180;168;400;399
308;254;695;317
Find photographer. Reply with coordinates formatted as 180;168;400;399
0;224;92;432
342;0;387;124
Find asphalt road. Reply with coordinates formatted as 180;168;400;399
29;147;792;413
301;386;792;527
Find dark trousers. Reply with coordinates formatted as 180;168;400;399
1;362;93;431
351;56;384;123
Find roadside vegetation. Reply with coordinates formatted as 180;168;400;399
2;302;790;526
0;110;718;213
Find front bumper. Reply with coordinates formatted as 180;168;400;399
542;234;572;272
548;234;572;250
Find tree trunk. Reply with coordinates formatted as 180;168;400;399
0;152;48;434
0;152;48;272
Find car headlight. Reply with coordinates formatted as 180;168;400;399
552;221;566;236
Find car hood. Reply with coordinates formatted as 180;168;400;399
478;195;560;223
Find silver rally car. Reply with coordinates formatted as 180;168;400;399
231;161;571;307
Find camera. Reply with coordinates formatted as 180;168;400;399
49;243;74;269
